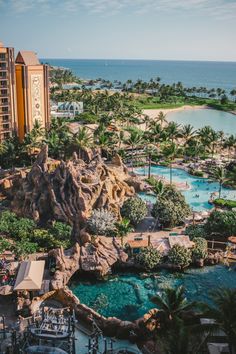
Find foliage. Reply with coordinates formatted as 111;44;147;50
213;198;236;210
0;211;73;256
204;210;236;238
151;185;190;228
135;246;162;270
114;218;133;246
151;286;196;323
203;288;236;353
87;208;116;236
189;169;204;177
121;196;148;226
13;240;38;258
192;237;208;260
0;238;11;254
185;224;207;240
168;244;192;269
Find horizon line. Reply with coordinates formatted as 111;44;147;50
40;57;236;64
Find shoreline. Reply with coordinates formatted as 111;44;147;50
142;104;212;120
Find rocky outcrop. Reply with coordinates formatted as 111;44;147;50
49;238;128;288
11;146;135;234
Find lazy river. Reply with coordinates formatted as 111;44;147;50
70;264;236;321
135;165;236;211
167;109;236;134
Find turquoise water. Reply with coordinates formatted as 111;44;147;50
41;59;236;92
167;109;236;135
70;265;236;321
135;166;236;211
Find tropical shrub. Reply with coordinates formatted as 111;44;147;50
204;210;236;238
185;224;207;240
189;169;204;177
213;198;236;210
192;237;208;260
0;211;73;255
168;244;192;269
152;185;190;228
0;211;36;239
136;246;162;270
87;208;116;236
121;197;148;226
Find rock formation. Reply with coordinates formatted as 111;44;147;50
49;238;128;288
11;146;135;232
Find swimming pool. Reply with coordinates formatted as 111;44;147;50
135;165;236;211
70;264;236;321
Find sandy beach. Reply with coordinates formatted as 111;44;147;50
142;104;210;120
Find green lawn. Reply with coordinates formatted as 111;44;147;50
134;96;236;112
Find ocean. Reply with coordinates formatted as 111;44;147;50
41;59;236;92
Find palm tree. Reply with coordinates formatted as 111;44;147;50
156;111;167;127
151;286;196;323
224;135;236;160
125;128;143;171
144;143;158;179
212;166;227;199
203;288;236;354
73;127;93;159
152;180;165;197
166;122;181;143
115;218;134;247
162;142;177;184
181;124;196;145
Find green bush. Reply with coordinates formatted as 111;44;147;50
189;169;204;177
152;185;190;228
192;237;208;260
121;197;148;226
87;208;116;236
204;210;236;238
0;211;73;255
185;224;207;240
135;247;162;270
168;244;192;269
213;198;236;210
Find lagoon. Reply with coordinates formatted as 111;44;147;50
70;265;236;321
167;109;236;135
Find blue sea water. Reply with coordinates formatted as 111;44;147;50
41;58;236;92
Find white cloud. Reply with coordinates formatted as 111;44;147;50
1;0;236;19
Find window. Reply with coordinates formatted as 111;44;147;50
3;124;9;130
3;132;10;139
0;53;6;61
1;98;8;104
1;89;8;96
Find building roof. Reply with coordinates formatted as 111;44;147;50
14;260;45;291
168;236;194;249
15;51;40;66
126;239;149;249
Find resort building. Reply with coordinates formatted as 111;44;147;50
0;42;18;142
0;41;50;143
15;51;50;141
51;101;83;119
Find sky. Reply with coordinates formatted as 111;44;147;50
0;0;236;61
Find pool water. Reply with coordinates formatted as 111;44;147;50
70;265;236;321
135;165;236;211
167;109;236;135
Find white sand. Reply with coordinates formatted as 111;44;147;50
142;105;210;120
